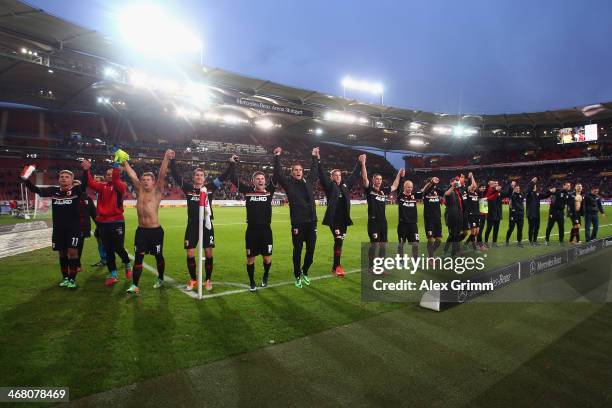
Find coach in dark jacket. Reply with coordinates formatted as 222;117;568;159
317;153;362;276
273;147;319;285
525;177;552;245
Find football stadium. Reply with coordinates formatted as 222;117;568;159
0;1;611;406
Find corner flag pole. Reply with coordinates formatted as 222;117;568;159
197;188;205;300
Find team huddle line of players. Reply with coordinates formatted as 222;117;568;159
21;147;606;292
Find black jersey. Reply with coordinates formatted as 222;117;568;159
23;179;82;230
364;184;390;222
397;191;423;224
464;191;480;217
235;180;276;226
423;188;443;219
170;160;233;223
549;189;570;215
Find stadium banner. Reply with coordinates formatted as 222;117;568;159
221;95;314;117
122;199;367;208
420;237;612;311
411;155;606;172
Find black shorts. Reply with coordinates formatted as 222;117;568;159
246;225;273;257
397;222;419;242
330;224;348;240
184;222;214;249
424;217;442;238
368;220;388;242
569;216;581;225
52;226;82;251
467;214;480;228
135;226;164;255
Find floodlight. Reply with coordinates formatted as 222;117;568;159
118;4;202;59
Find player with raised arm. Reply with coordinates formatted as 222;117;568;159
90;175;107;267
476;183;489;248
504;180;526;247
525;177;551;246
484;180;503;248
81;157;132;286
545;181;571;245
422;176;443;257
463;175;481;251
170;155;234;291
21;167;83;288
361;156;402;271
273;146;319;288
229;155;276;290
317;151;363;277
396;173;434;259
123;150;172;294
568;183;584;243
444;176;465;256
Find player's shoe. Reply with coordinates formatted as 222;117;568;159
126;284;139;294
302;274;311;286
517;242;524;248
333;265;345;277
261;272;269;287
492;243;499;248
105;276;119;286
124;263;133;280
67;280;77;289
91;260;106;267
59;278;70;287
186;279;197;290
294;277;302;288
205;279;213;291
249;283;257;292
153;279;164;289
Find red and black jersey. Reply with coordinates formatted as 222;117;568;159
397;191;423;224
23;179;82;230
365;184;390;222
170;160;233;224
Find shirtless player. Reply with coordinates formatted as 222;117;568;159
123;149;172;294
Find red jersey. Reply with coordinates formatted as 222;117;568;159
86;168;127;223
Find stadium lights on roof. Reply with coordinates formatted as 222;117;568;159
409;122;422;130
323;111;369;125
254;118;281;130
432;125;452;135
341;77;383;94
47;69;53;74
342;76;384;104
104;67;118;79
409;139;426;146
118;4;202;60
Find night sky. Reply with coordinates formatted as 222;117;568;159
26;0;612;115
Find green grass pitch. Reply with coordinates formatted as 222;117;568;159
0;204;610;404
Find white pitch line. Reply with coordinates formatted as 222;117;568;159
199;269;362;300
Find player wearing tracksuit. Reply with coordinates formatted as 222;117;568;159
273;146;319;288
317;152;362;277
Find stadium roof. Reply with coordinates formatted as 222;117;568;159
1;0;612;154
